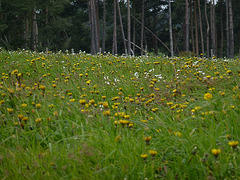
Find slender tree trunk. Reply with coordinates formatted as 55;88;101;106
213;0;217;56
89;2;95;54
0;0;2;44
90;0;99;54
112;0;117;54
24;17;29;48
220;0;223;57
90;1;95;54
190;1;195;53
31;7;38;51
198;0;204;55
153;16;158;55
194;0;199;57
205;0;210;57
141;0;145;55
127;0;131;55
45;7;50;48
132;2;136;54
210;0;216;56
95;0;100;50
229;0;234;58
185;0;189;52
144;28;148;53
117;0;126;54
102;0;106;52
94;0;100;52
226;0;229;58
169;0;173;57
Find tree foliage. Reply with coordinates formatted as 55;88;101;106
0;0;239;57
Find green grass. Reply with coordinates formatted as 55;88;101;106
0;50;240;179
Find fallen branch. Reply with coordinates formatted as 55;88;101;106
131;15;171;53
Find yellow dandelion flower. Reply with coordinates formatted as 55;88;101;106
103;110;110;116
21;103;28;108
211;149;221;158
128;123;133;128
7;108;13;113
35;118;42;123
89;99;95;105
102;96;106;99
140;154;148;160
145;136;151;145
103;101;109;108
39;85;46;91
149;150;157;157
174;131;182;137
195;106;201;111
79;99;86;104
124;115;130;119
204;93;212;101
229;141;239;148
23;117;28;121
36;104;41;108
18;114;24;120
226;70;232;74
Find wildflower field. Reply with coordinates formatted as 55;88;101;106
0;50;239;179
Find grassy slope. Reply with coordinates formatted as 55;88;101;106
0;50;239;179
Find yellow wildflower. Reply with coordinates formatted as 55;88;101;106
204;93;212;101
35;118;42;123
211;149;221;158
229;141;239;148
140;154;148;160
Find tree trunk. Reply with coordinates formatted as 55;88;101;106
210;0;216;56
229;0;234;58
95;0;100;51
141;0;145;55
198;0;204;56
117;0;126;54
153;16;158;55
194;0;199;57
24;17;29;48
205;0;210;57
213;0;217;57
90;0;99;54
112;0;117;54
89;1;95;54
185;0;189;52
45;7;50;48
226;0;229;58
102;0;106;52
169;0;173;57
220;0;223;57
190;1;195;53
132;2;136;54
127;0;131;55
89;2;95;54
31;7;38;51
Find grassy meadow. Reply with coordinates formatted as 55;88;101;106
0;50;240;179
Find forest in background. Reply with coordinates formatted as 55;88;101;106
0;0;239;57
